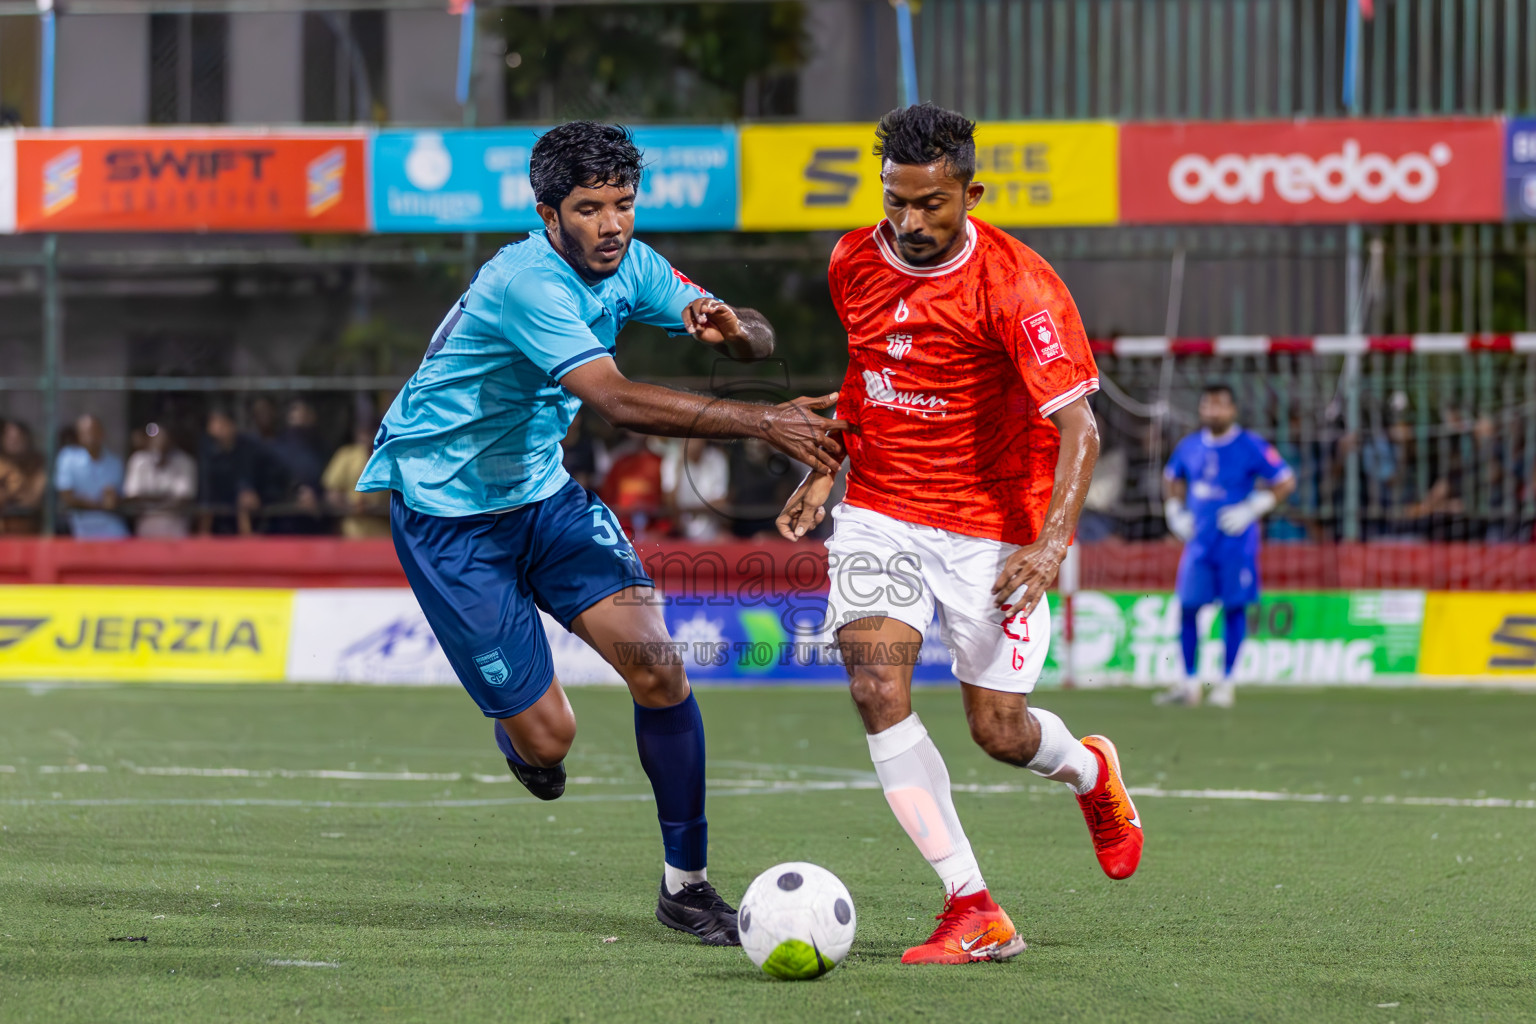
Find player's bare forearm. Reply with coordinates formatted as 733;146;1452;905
1264;475;1297;505
989;396;1099;612
1165;476;1187;502
561;357;848;474
1038;397;1100;553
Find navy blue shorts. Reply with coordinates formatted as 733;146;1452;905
1176;534;1260;609
390;478;652;718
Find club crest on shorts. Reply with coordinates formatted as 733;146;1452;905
1022;309;1064;365
474;648;512;687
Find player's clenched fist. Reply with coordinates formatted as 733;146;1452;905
759;392;851;475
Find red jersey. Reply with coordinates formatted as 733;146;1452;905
829;218;1099;546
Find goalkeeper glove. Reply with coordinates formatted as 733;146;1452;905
1216;490;1278;536
1164;498;1195;542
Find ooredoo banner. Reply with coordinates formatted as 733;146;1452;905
371;126;737;233
1120;119;1504;224
14;131;370;232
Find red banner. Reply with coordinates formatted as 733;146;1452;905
1120;119;1504;224
15;131;369;232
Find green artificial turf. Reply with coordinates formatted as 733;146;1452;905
1;683;1533;1023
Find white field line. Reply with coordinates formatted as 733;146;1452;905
3;779;1535;811
265;960;339;969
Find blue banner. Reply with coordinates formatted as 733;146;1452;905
370;126;737;232
1506;119;1536;220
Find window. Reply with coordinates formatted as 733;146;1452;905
302;11;386;124
149;13;228;124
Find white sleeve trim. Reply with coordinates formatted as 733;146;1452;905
1038;377;1100;418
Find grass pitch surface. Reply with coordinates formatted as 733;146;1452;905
1;683;1533;1024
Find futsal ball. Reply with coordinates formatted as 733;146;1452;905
738;862;856;980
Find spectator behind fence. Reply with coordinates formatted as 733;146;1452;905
661;438;729;540
0;419;47;534
55;414;128;540
600;431;668;539
324;423;390;538
199;408;261;535
123;422;197;538
265;399;329;535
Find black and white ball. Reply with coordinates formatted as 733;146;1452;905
738;862;856;979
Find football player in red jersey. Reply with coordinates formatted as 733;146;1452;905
777;104;1143;965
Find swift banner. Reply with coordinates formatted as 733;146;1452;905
738;121;1117;230
0;585;292;682
371;126;737;232
1120;119;1504;224
14;131;369;232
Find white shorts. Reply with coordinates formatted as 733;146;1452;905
820;503;1050;693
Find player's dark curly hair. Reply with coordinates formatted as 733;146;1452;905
873;103;977;183
529;121;643;210
1202;381;1236;400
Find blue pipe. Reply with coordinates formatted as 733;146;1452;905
40;8;56;127
455;1;476;107
894;0;919;107
1342;0;1360;112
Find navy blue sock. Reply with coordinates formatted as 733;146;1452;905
1180;604;1201;678
633;692;708;872
1223;605;1248;677
493;721;532;767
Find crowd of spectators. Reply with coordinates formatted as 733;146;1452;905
0;403;818;542
0;400;391;539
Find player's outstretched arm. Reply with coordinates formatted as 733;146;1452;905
1163;476;1195;541
989;395;1100;612
681;298;774;361
561;356;848;474
776;469;839;540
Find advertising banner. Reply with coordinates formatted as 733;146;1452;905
14;131;370;232
1505;119;1536;220
0;585;292;682
1419;592;1536;677
1120;119;1504;224
739;121;1117;230
371;126;737;233
1061;590;1424;685
0;130;14;234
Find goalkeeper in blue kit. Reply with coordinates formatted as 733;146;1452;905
1159;384;1295;707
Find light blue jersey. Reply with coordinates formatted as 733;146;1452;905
358;230;710;516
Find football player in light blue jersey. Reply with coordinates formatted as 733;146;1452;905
358;122;848;946
1159;384;1295;708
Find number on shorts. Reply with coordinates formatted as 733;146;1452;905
590;505;621;546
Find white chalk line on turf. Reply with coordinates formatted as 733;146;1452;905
265;960;339;969
3;780;1534;811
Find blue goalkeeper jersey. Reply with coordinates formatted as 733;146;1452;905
358;230;710;516
1164;427;1293;544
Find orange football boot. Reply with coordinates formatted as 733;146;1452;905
1076;734;1144;880
900;890;1026;964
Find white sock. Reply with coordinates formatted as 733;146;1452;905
1026;707;1100;796
664;863;706;895
867;714;986;897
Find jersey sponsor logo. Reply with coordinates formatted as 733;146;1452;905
885;333;913;359
474;648;512;687
860;368;950;416
894;297;911;323
1022;309;1064;364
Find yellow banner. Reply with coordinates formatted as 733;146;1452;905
737;121;1118;231
1419;592;1536;677
0;586;293;682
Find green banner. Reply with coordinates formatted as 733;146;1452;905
1045;591;1425;685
